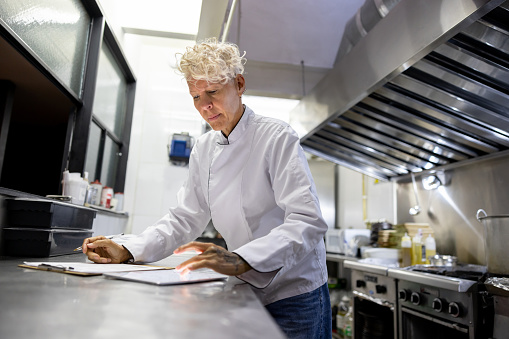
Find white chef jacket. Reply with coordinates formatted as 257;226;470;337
122;106;328;305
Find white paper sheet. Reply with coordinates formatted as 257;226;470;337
23;262;167;274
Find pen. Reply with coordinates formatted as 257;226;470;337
38;263;74;272
74;233;124;252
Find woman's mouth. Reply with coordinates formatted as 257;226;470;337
209;113;221;122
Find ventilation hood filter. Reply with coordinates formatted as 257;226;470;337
294;0;509;181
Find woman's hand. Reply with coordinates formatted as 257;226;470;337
82;236;132;264
174;241;252;276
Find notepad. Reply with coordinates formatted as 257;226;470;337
103;268;228;285
21;262;168;275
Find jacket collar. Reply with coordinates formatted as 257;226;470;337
216;105;253;145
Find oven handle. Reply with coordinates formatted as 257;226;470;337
353;290;395;311
402;307;468;334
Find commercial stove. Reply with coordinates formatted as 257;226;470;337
345;260;494;339
344;260;399;339
388;264;493;339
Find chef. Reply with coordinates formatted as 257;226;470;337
82;38;331;339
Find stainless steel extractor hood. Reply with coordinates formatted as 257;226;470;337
291;0;509;181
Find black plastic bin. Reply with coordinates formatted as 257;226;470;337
3;227;93;257
6;198;96;229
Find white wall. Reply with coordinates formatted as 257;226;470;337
337;166;394;229
307;158;336;229
121;35;202;234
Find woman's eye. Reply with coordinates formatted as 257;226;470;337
192;95;199;100
207;90;217;95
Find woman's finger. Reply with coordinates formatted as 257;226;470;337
173;241;214;254
81;235;107;254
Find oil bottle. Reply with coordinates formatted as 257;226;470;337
411;229;423;265
401;232;412;267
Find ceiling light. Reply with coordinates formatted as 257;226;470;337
422;175;441;190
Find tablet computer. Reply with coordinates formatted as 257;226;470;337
104;268;228;285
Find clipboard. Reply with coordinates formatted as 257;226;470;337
19;263;101;276
103;269;228;285
19;262;172;276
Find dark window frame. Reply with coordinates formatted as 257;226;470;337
66;4;136;194
81;23;136;193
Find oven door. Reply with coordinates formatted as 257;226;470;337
400;307;470;339
353;294;395;339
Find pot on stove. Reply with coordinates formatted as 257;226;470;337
477;209;509;275
428;255;457;266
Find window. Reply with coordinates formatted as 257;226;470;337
84;29;135;192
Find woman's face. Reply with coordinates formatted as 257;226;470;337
188;74;245;136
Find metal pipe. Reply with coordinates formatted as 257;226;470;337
221;0;239;42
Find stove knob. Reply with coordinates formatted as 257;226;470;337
399;289;409;301
432;298;443;312
410;292;421;305
448;302;461;318
356;280;366;288
375;285;387;294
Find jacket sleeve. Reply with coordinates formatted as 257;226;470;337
233;125;328;288
121;141;211;263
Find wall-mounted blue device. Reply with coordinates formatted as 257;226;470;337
169;132;194;166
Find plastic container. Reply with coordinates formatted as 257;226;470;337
343;305;353;338
63;172;87;205
336;296;350;338
411;229;423;265
425;234;436;264
401;232;412;267
89;180;103;206
3;227;93;257
114;192;124;211
363;248;400;261
101;186;114;208
6;198;96;229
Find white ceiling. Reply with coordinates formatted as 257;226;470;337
226;0;362;69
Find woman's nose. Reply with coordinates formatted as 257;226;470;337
197;96;212;110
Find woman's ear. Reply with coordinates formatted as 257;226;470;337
236;74;246;96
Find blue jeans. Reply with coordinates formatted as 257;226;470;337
266;283;332;339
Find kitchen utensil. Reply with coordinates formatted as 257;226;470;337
428;254;457;266
369;221;392;246
409;172;421;216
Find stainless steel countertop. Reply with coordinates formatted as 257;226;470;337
0;254;286;339
343;259;391;276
